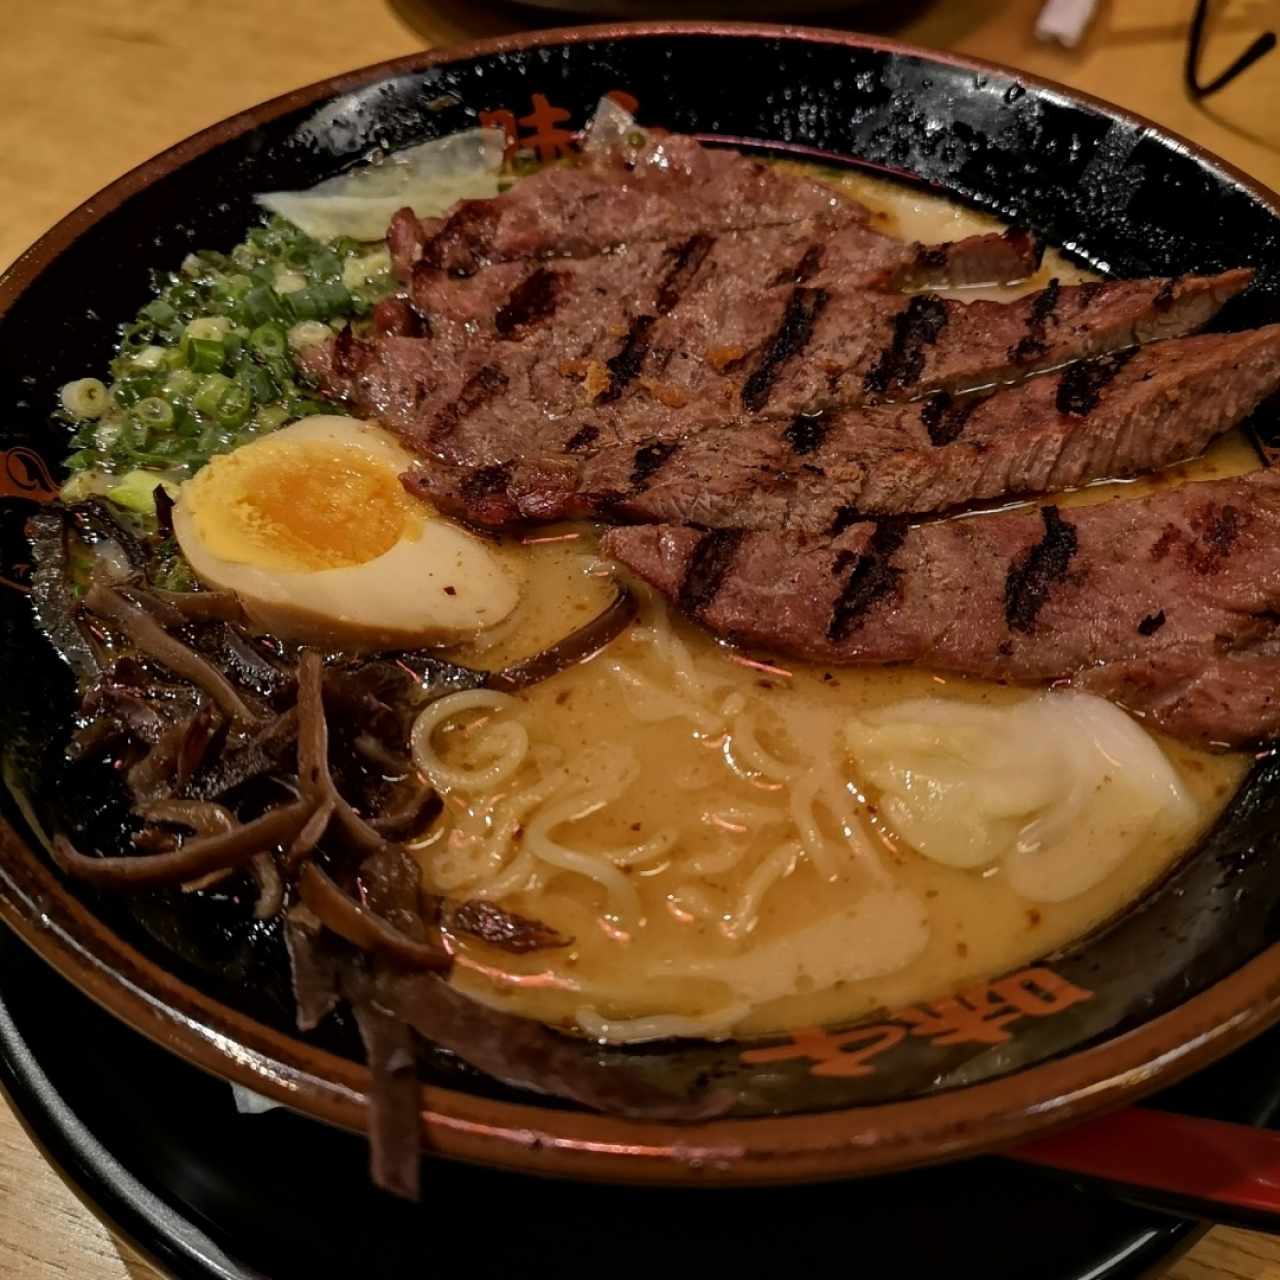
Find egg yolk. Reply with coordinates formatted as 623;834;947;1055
186;442;422;573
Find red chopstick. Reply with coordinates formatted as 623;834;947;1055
1011;1107;1280;1218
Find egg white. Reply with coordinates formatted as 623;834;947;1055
173;416;518;650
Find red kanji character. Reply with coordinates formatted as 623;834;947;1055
895;967;1093;1047
1;447;58;503
741;1024;905;1079
518;93;575;163
991;968;1092;1017
478;109;518;161
895;989;1022;1047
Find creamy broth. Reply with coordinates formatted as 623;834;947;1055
411;167;1254;1044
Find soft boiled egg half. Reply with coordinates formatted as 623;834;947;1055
173;416;518;649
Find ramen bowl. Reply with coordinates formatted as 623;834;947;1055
2;21;1280;1185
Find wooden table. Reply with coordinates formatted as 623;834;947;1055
2;0;1280;1275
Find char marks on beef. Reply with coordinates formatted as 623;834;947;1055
828;520;909;642
1003;506;1079;634
677;529;747;618
1009;276;1062;364
863;294;951;397
397;325;1280;533
630;439;680;490
784;412;831;455
600;315;657;403
657;234;716;313
431;364;508;442
602;470;1280;747
1055;348;1138;415
741;286;830;411
302;270;1254;488
919;391;982;446
493;267;564;339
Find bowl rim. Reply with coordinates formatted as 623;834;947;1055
4;18;1280;1185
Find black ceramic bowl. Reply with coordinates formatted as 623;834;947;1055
2;22;1280;1185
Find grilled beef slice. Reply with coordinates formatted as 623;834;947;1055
601;469;1280;746
651;270;1252;416
406;219;1045;348
409;325;1280;531
391;131;1041;292
390;134;854;277
302;271;1252;471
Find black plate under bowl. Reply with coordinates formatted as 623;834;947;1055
3;22;1280;1181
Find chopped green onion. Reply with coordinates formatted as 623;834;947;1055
241;285;281;326
249;323;288;359
187;338;225;374
197;249;232;272
126;448;189;468
286;281;351;321
287;320;332;352
168;284;201;314
247;226;279;253
307;249;343;282
193;373;234;418
145;435;184;459
63;449;99;473
139;299;177;328
112;376;157;409
254;404;291;433
291;397;333;418
312;281;353;318
133;397;175;431
58;208;380;483
173;407;200;437
185;315;232;343
342;248;391;289
164;368;198;399
284;243;313;271
213;383;252;429
197;424;232;456
239;363;277;405
274;268;307;295
263;355;295;387
94;420;122;451
285;288;322;322
60;378;108;419
130;345;169;372
116;417;149;453
61;468;109;501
